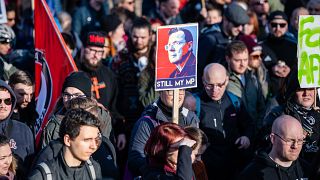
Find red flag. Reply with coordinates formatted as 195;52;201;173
34;0;77;148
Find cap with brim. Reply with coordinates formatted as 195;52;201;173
86;32;105;47
268;10;288;22
225;3;249;26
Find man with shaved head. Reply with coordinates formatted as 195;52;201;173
238;115;308;180
199;63;254;179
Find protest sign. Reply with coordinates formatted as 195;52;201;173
155;23;198;91
298;15;320;88
0;0;7;24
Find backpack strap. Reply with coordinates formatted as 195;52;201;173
87;159;96;180
226;91;241;112
38;162;53;180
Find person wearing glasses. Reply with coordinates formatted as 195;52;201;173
259;70;320;164
128;89;199;177
29;109;103;180
238;115;308;180
0;80;34;175
165;27;196;78
260;10;297;98
226;40;266;133
199;63;254;180
78;32;127;151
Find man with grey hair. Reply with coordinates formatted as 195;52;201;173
238;115;308;180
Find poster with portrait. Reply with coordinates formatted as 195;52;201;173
155;23;198;91
0;0;7;24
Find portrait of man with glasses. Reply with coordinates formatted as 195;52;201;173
165;27;196;79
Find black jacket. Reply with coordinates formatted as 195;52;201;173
238;151;308;180
29;150;102;180
199;91;254;179
32;137;118;179
142;146;195;180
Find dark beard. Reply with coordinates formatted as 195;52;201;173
83;59;102;71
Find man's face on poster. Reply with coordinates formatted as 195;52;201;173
165;30;191;64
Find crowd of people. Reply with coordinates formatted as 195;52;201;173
1;0;320;179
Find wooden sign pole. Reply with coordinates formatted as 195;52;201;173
172;89;179;124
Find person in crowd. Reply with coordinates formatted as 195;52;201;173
138;43;159;107
115;0;135;13
41;71;112;147
183;91;197;113
199;63;254;179
289;7;309;38
238;115;308;180
260;10;296;98
34;97;118;179
204;3;222;26
72;0;108;37
100;14;126;53
239;35;270;99
0;134;17;180
142;123;198;179
0;24;18;81
147;0;183;26
29;109;102;180
0;80;34;175
185;126;209;180
128;89;199;177
111;17;152;154
259;69;320;163
5;3;16;28
77;32;126;151
197;3;249;90
226;40;266;131
248;0;271;40
8;70;35;132
307;0;320;15
243;10;260;41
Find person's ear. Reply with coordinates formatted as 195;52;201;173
270;133;275;144
186;41;193;51
64;134;71;147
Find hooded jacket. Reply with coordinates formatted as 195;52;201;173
238;151;307;180
127;99;199;176
0;80;34;163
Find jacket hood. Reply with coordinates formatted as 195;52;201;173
0;80;16;121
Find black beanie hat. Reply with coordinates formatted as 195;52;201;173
62;71;92;98
100;14;122;34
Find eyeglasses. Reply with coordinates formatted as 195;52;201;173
165;90;185;96
0;98;11;105
251;54;261;60
270;22;287;28
253;0;268;6
62;92;86;100
165;41;186;50
273;133;305;146
86;48;104;57
203;79;227;90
